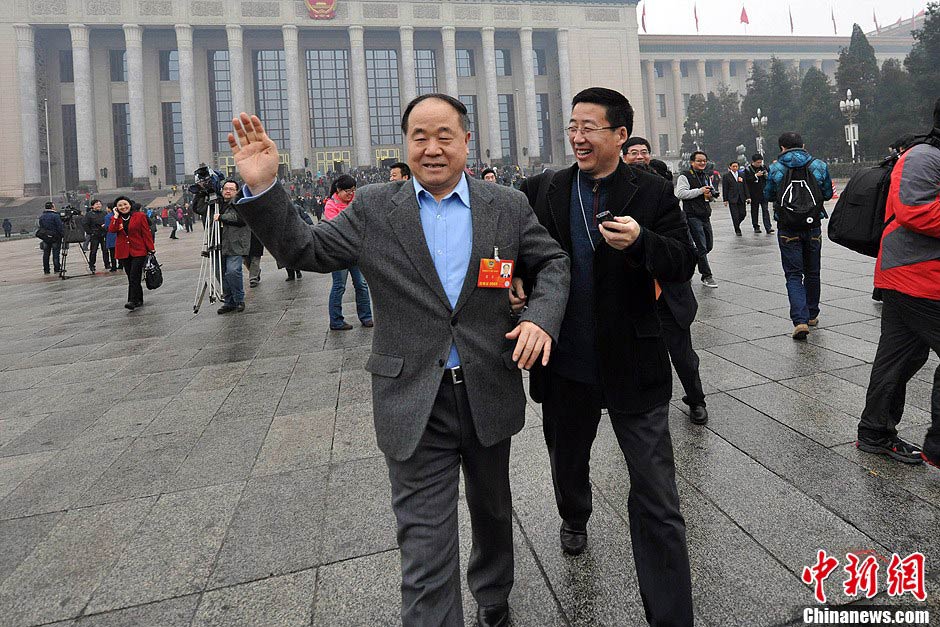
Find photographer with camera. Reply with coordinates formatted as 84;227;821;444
193;178;250;313
82;199;111;273
37;201;64;275
108;196;155;310
675;151;719;288
742;153;774;234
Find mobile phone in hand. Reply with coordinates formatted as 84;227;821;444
595;210;615;224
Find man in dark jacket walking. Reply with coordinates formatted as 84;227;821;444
742;153;774;234
721;161;748;235
38;202;64;275
82;199;111;272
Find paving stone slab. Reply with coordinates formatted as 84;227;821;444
251;410;334;476
0;451;57;501
167;418;271;492
74;595;200;627
192;568;318;627
0;511;64;586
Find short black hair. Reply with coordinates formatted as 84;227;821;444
390;162;411;178
44;201;54;210
571;87;634;135
690;151;708;162
778;132;804;150
400;93;469;134
329;174;357;197
728;161;739;167
113;195;134;209
890;134;917;152
481;168;497;179
222;179;239;189
622;136;651;154
751;153;764;162
90;198;101;206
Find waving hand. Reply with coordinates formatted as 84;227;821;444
228;113;279;193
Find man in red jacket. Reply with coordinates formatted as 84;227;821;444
857;98;940;467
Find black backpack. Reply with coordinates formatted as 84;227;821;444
828;134;940;257
775;163;824;231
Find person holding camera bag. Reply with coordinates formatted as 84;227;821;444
83;199;111;273
108;196;155;311
37;201;64;275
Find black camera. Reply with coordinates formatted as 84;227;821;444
188;164;225;195
58;205;82;221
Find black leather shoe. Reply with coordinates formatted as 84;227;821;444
689;404;709;425
217;304;236;314
330;323;353;331
235;303;245;312
124;301;136;310
560;522;587;555
476;602;509;627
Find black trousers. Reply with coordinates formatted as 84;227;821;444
88;234;110;269
122;255;146;305
728;201;747;232
658;299;705;407
859;289;940;458
541;371;694;627
750;198;773;231
385;379;513;626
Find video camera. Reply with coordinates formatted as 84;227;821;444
58;205;82;221
188;164;226;196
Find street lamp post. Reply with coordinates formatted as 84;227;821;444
750;108;768;155
839;88;861;163
689;122;704;151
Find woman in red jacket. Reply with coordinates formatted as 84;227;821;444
108;196;155;310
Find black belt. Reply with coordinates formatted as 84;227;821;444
442;366;465;385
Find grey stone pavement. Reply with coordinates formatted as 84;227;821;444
0;205;937;627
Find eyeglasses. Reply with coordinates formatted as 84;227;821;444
566;126;617;138
625;149;650;157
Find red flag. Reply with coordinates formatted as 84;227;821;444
874;9;880;32
641;2;647;33
694;3;699;33
789;6;794;33
740;6;749;24
831;7;837;34
916;9;926;17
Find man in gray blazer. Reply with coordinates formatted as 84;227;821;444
227;95;569;627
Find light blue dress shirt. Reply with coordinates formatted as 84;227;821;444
412;174;472;368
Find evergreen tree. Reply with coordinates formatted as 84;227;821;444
740;63;772;157
872;59;919;156
797;67;842;161
904;1;940;126
681;94;707;157
835;24;880;158
764;58;801;153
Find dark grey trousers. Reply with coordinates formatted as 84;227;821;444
385;378;514;626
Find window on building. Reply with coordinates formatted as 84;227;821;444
682;93;691;110
159;50;179;81
656;94;667;118
208;51;233;154
729;61;737;77
654;61;664;78
365;49;401;146
253;50;290;149
497;94;516;162
659;134;670;154
59;50;73;83
680;61;689;78
456;49;474;77
495;49;512;76
112;102;132;187
161;102;184;184
533;49;547;76
459;95;481;162
110;50;127;82
414;49;438;95
536;93;552;162
305;49;352;149
62;104;78;189
705;61;714;77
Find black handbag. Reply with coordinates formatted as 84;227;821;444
144;253;163;290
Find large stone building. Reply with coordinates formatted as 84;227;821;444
1;0;919;197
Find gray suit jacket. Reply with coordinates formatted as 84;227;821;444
237;178;570;461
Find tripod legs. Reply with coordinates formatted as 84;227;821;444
193;214;223;313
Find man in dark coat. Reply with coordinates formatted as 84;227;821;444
721;161;748;235
38;202;64;275
517;88;695;626
741;153;774;234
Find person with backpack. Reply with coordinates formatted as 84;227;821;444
764;132;833;339
856;100;940;468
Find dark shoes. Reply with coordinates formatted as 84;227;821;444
734;230;743;236
560;522;587;556
217;304;237;315
285;276;295;281
476;602;510;627
236;303;245;312
362;319;374;328
921;450;940;468
856;437;923;464
689;404;708;425
754;228;762;233
766;228;775;234
331;323;354;331
124;301;136;310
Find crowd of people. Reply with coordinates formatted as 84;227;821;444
24;85;939;626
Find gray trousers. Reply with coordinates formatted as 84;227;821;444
244;255;261;283
385;378;514;626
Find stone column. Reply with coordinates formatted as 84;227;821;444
282;25;305;173
441;26;458;97
720;59;731;86
13;24;42;196
670;58;684;152
69;24;98;191
348;26;372;167
745;59;754;80
226;25;245;116
519;28;540;163
695;59;707;95
175;25;198;179
399;26;416;106
481;27;502;161
123;24;150;189
556;28;573;160
642;60;659;155
814;59;824;71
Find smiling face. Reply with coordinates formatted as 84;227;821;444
115;199;132;214
335;186;355;203
405;98;470;199
691;154;708;172
622;144;651;166
221;181;239;201
91;201;102;211
569;102;628;179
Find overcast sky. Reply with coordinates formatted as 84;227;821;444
639;0;928;37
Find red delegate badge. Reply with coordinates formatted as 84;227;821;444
478;258;514;288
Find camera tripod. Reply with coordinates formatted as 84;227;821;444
59;219;93;280
193;192;224;313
